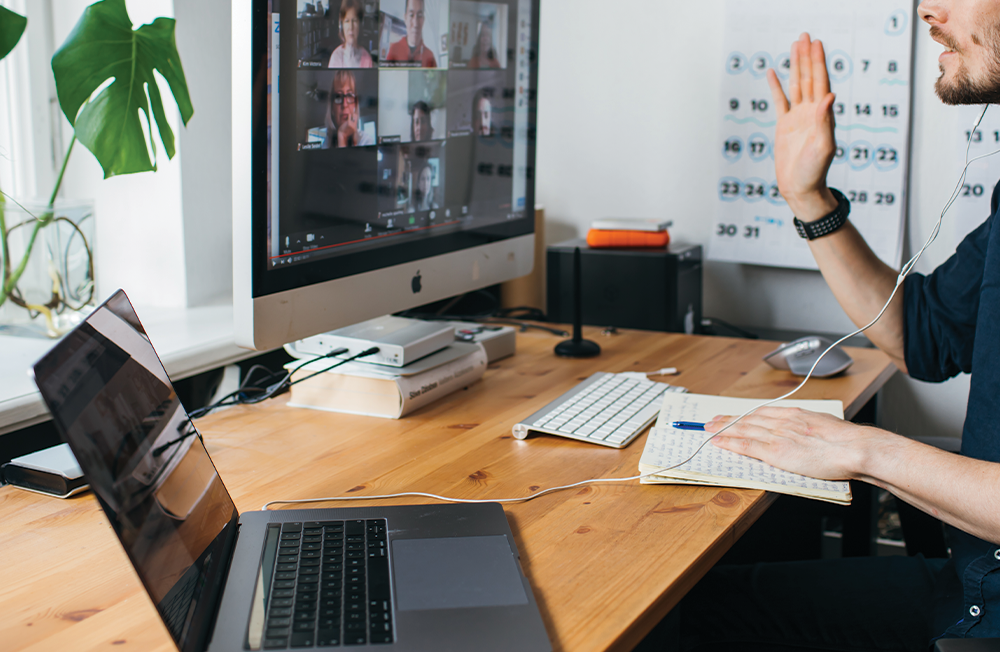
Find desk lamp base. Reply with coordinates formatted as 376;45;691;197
555;338;601;358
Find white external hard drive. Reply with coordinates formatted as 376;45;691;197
590;217;673;232
292;315;455;367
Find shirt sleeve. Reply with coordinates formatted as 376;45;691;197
903;192;996;382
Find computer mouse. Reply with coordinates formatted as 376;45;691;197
763;336;853;377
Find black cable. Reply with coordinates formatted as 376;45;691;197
478;318;569;337
701;317;760;340
397;310;568;337
190;346;356;417
495;306;548;321
154;346;377;458
285;346;381;389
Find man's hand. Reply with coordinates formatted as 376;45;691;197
769;33;839;219
706;407;880;481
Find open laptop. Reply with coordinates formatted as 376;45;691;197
31;290;550;652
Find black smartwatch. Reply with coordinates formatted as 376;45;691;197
793;188;851;240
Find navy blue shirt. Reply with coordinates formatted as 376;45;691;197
904;182;1000;638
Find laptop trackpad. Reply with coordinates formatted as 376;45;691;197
392;535;528;611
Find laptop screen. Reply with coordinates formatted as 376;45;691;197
32;291;239;652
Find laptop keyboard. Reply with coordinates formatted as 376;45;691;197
263;519;392;648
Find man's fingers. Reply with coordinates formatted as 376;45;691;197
818;92;837;129
799;33;814;102
788;39;802;104
712;433;768;461
812;39;830;97
767;69;790;116
708;408;807;437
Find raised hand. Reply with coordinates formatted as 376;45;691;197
768;33;839;219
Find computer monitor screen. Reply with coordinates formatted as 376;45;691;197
233;0;539;350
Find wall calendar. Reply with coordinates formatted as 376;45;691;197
947;105;1000;241
708;0;915;270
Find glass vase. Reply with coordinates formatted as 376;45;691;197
0;199;96;337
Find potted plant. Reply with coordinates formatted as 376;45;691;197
0;0;193;335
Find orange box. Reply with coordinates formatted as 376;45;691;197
586;229;670;249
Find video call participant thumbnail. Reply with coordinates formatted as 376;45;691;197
323;70;376;148
450;1;508;69
295;70;378;149
377;69;447;143
380;0;446;68
297;0;338;68
328;0;374;68
377;142;445;216
445;70;506;138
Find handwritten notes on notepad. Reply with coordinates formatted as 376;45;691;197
638;393;852;505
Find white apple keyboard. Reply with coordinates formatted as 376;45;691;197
512;372;687;448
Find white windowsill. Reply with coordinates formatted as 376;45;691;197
0;302;260;436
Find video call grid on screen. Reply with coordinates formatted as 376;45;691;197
269;0;534;270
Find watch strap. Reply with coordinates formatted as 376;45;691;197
793;188;851;240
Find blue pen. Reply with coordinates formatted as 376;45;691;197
672;421;706;431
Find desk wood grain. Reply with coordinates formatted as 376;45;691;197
0;330;896;652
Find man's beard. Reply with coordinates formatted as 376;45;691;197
934;25;1000;105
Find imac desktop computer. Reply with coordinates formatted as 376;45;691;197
232;0;540;351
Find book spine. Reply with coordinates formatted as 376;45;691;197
395;344;488;417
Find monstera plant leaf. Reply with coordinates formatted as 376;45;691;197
51;0;193;178
0;6;27;62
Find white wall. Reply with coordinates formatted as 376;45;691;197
52;0;234;310
175;0;234;307
536;0;975;440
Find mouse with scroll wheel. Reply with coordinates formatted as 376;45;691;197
763;336;854;377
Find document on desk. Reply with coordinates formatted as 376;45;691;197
639;393;851;505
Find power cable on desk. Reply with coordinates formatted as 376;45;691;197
260;432;724;511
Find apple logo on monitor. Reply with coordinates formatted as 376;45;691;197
412;271;422;294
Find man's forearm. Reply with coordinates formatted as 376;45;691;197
791;193;907;370
856;431;1000;544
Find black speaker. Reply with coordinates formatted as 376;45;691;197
546;239;702;333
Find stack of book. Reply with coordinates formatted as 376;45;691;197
586;217;672;249
285;341;488;419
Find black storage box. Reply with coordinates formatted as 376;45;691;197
546;239;702;333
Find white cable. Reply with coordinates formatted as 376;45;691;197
264;107;1000;512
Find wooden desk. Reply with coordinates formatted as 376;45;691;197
0;329;896;652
